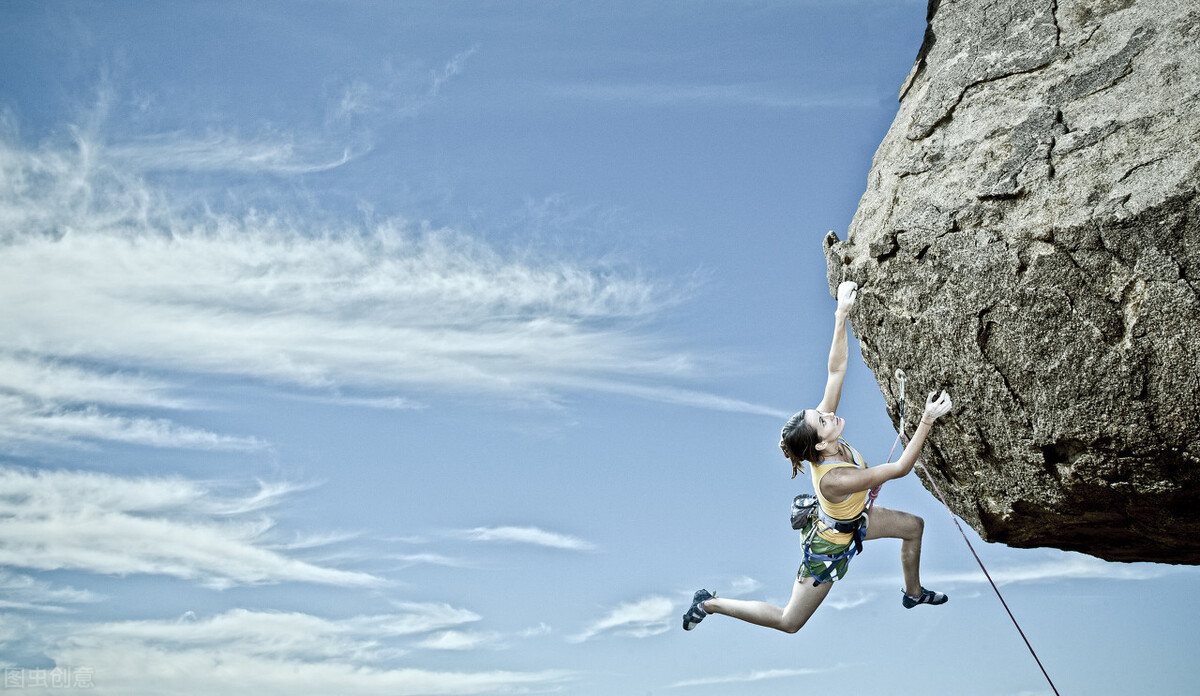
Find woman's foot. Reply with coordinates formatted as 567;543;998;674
682;589;715;630
902;587;948;608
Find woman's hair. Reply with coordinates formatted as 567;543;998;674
780;410;821;479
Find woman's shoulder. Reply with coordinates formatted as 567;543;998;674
812;457;857;470
815;439;864;467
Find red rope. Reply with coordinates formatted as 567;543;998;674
865;432;902;512
899;427;1062;696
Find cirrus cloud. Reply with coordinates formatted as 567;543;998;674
450;526;597;552
569;596;674;643
0;122;780;455
0;466;380;589
17;607;572;696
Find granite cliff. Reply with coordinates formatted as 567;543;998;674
825;0;1200;563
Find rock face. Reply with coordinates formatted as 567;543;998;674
826;0;1200;563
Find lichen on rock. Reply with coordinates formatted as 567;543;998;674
826;0;1200;563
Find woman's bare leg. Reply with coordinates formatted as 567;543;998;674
862;505;925;597
703;577;832;634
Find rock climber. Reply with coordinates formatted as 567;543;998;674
683;280;953;633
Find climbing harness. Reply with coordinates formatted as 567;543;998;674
892;369;1062;696
793;486;869;584
794;491;866;585
795;453;873;586
799;513;867;585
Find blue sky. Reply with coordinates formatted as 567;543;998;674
0;1;1196;694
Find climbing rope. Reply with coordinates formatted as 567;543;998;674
864;436;896;512
893;369;1062;696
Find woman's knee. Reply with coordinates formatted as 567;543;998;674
906;513;925;539
779;617;806;634
775;602;806;633
891;511;924;540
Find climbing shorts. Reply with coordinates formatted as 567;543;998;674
798;527;853;583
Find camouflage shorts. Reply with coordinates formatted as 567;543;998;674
798;525;853;583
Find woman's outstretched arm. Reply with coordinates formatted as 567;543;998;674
816;281;858;414
819;390;953;499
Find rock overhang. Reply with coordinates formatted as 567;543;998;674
825;0;1200;564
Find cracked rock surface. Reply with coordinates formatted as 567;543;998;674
826;0;1200;563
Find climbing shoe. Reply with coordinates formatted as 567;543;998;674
902;587;948;609
682;589;714;630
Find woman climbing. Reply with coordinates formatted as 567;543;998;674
683;280;953;634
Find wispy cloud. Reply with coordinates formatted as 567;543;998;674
0;353;260;452
725;575;764;596
268;531;364;551
670;667;830;689
558;377;791;419
83;605;479;658
856;551;1185;593
105;132;360;175
825;590;875;611
0;354;186;410
0;83;789;455
918;553;1182;587
27;607;572;696
0;125;779;453
451;526;597;552
518;623;552;638
384;553;474;570
570;596;673;643
306;395;428;411
332;46;479;123
414;630;505;651
429;46;479;99
0;570;102;613
0;396;266;452
0;466;380;589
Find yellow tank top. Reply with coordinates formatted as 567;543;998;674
809;439;869;544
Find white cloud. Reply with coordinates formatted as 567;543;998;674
0;570;102;613
385;553;472;570
0;466;380;589
0;108;784;453
518;622;553;638
558;377;792;419
414;630;505;651
429;46;479;98
333;47;479;123
915;553;1181;588
724;576;764;597
29;608;571;696
0;395;265;451
570;596;674;643
0;353;186;410
105;132;358;175
452;526;597;552
0;353;258;452
308;394;428;411
268;531;364;551
825;590;875;611
670;667;830;689
1;134;703;407
79;606;480;655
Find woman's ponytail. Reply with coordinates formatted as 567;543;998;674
781;410;821;478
